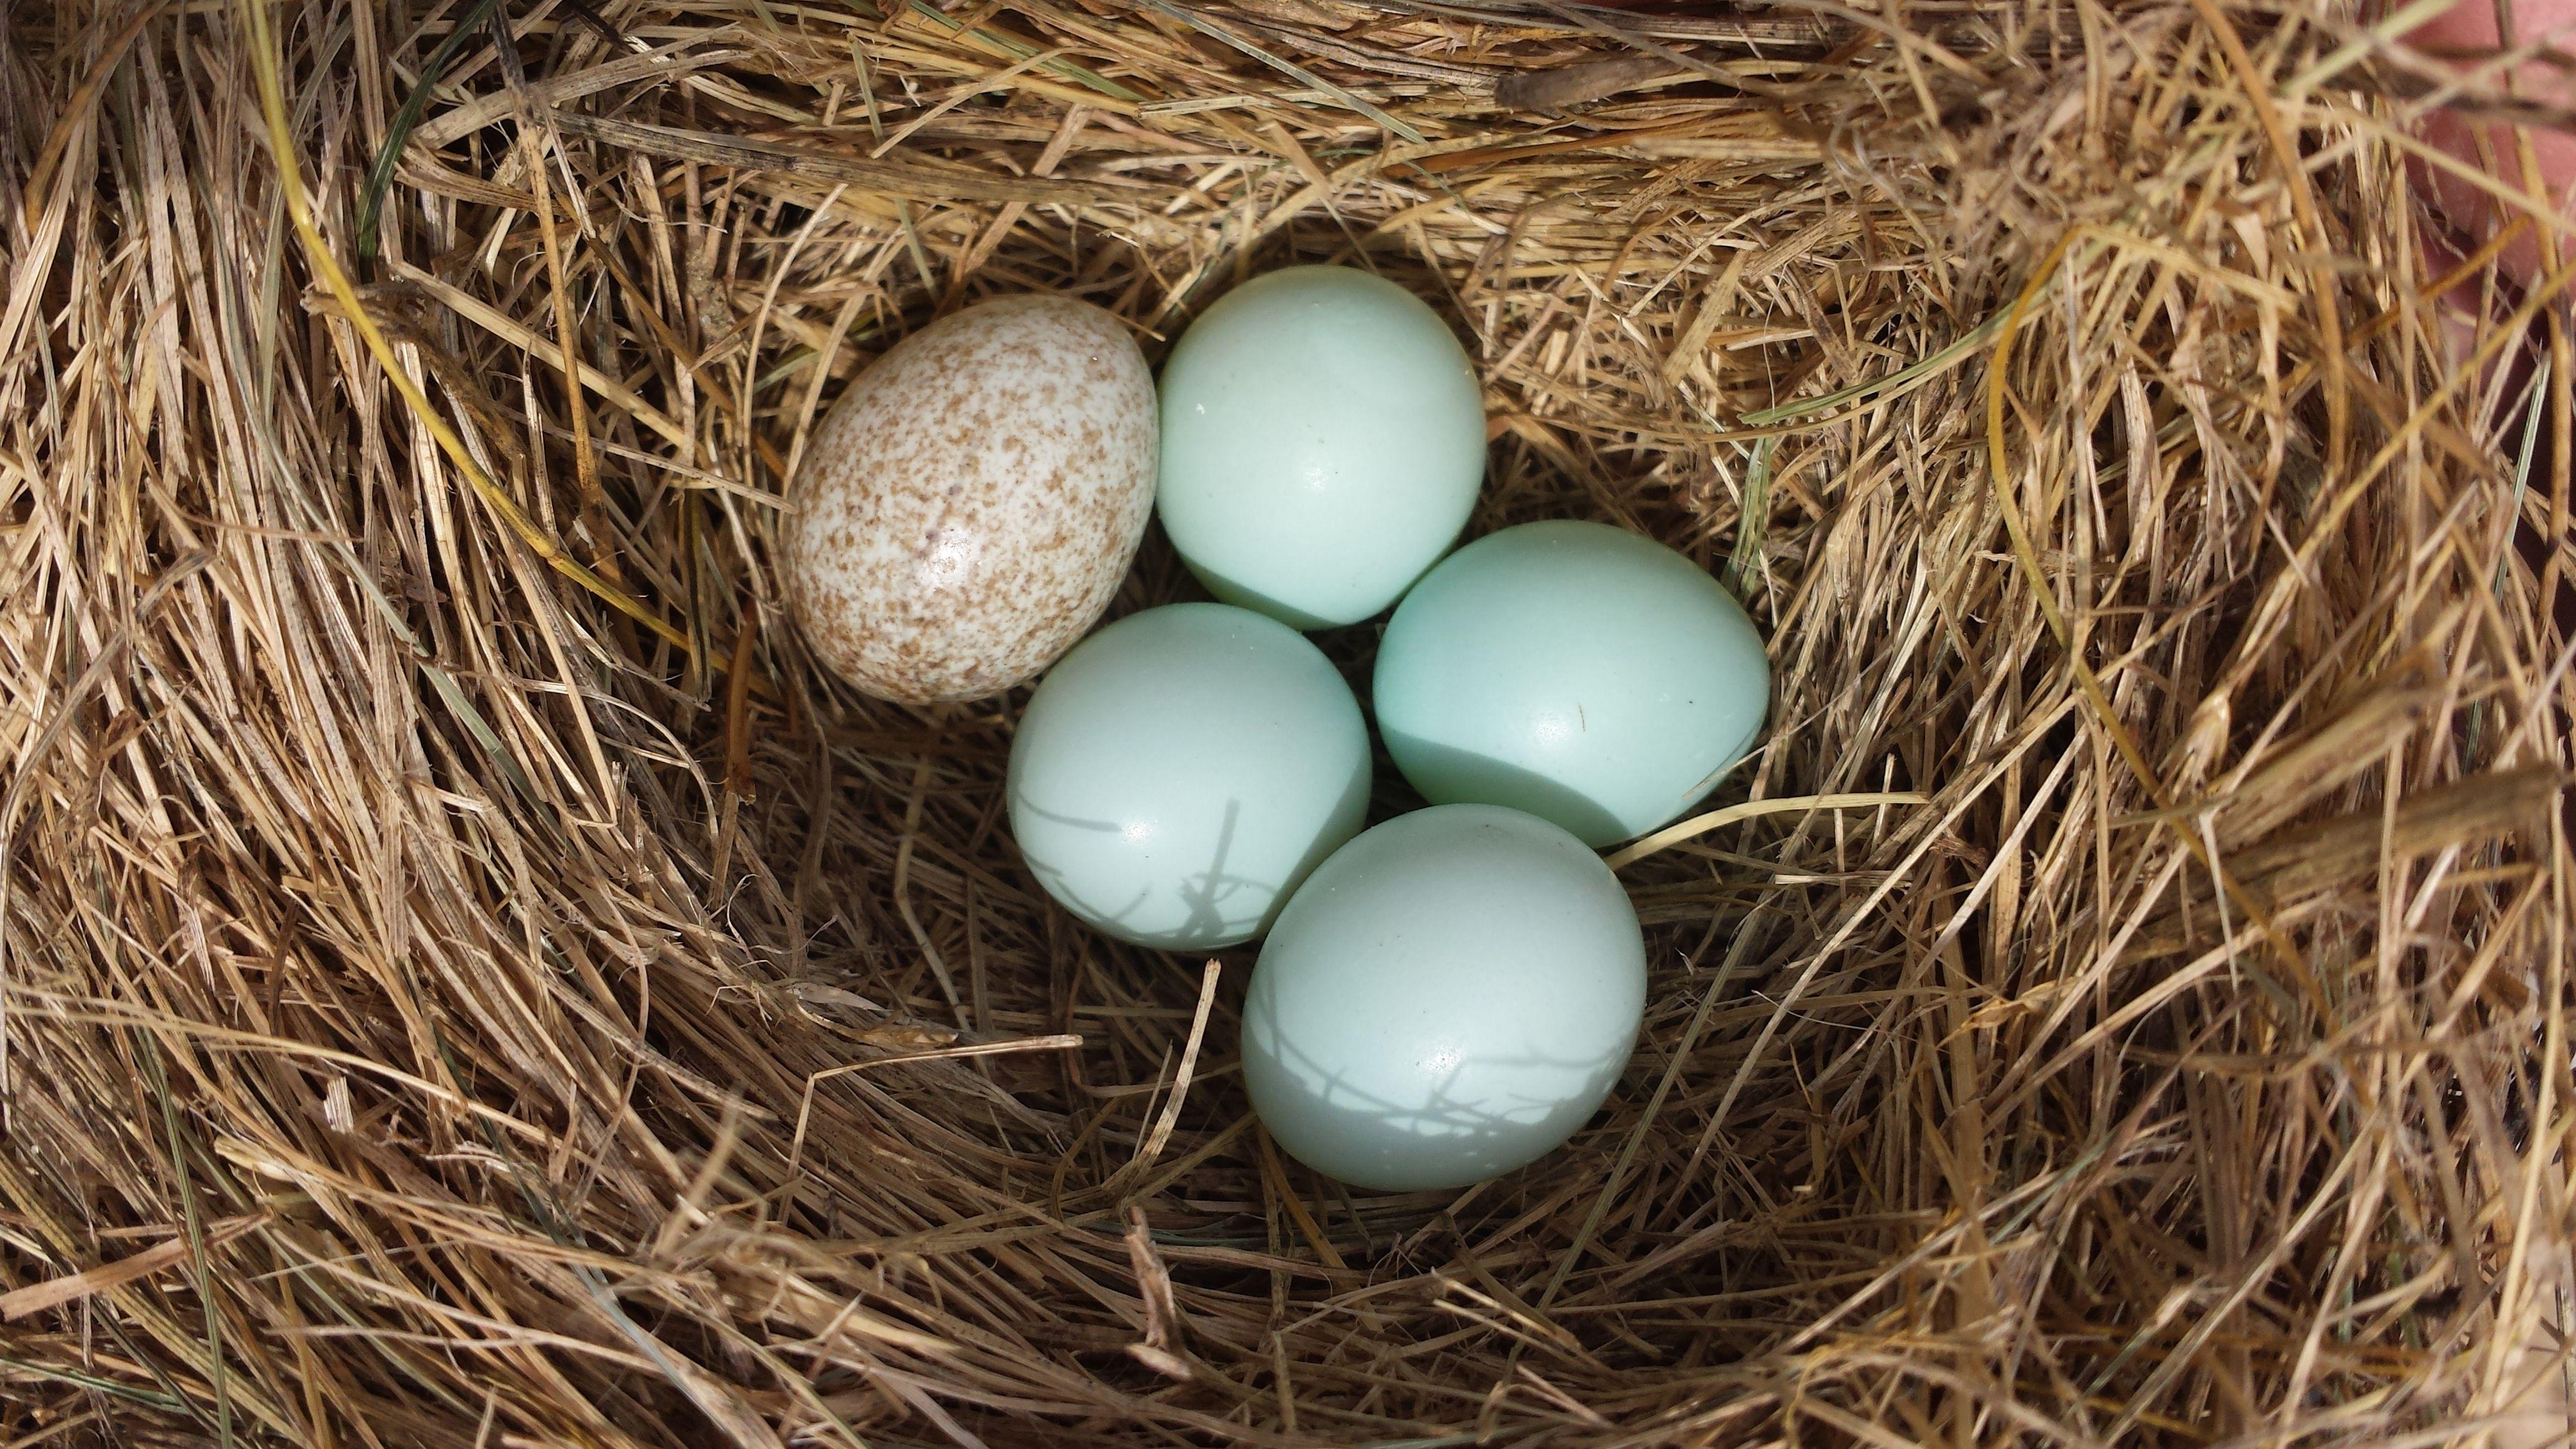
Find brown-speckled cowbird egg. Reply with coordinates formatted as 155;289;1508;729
783;295;1156;705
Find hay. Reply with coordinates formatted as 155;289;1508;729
0;0;2569;1442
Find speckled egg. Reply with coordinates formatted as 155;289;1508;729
784;295;1157;704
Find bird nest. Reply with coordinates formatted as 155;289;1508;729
0;0;2569;1445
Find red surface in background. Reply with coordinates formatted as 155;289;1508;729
2411;0;2576;288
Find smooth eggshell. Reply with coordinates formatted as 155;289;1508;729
1373;520;1770;847
1242;804;1647;1192
784;295;1156;704
1156;266;1486;630
1007;603;1370;950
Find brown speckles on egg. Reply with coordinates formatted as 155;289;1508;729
781;295;1157;705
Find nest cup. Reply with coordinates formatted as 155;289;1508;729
1;1;2569;1445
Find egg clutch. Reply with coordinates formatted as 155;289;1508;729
782;266;1771;1194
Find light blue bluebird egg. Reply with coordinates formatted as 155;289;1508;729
1007;603;1370;950
1155;266;1486;630
1373;520;1770;848
1242;804;1646;1193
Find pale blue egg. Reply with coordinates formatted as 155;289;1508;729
1373;520;1769;848
1155;266;1486;630
1007;603;1369;950
1242;805;1646;1192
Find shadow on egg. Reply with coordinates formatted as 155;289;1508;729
1009;752;1368;952
1375;728;1634;848
1239;968;1632;1194
1176;556;1340;633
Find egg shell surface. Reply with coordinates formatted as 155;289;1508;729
1007;603;1370;950
784;295;1156;704
1242;804;1646;1193
1373;520;1770;847
1155;266;1486;630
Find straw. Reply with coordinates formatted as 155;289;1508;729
0;0;2567;1443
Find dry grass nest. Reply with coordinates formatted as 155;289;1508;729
2;0;2572;1443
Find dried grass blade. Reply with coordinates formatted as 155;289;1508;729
902;0;1146;103
542;109;1138;205
356;0;505;260
242;0;691;651
1606;793;1929;869
1122;960;1221;1184
1;1214;271;1323
1130;0;1426;142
